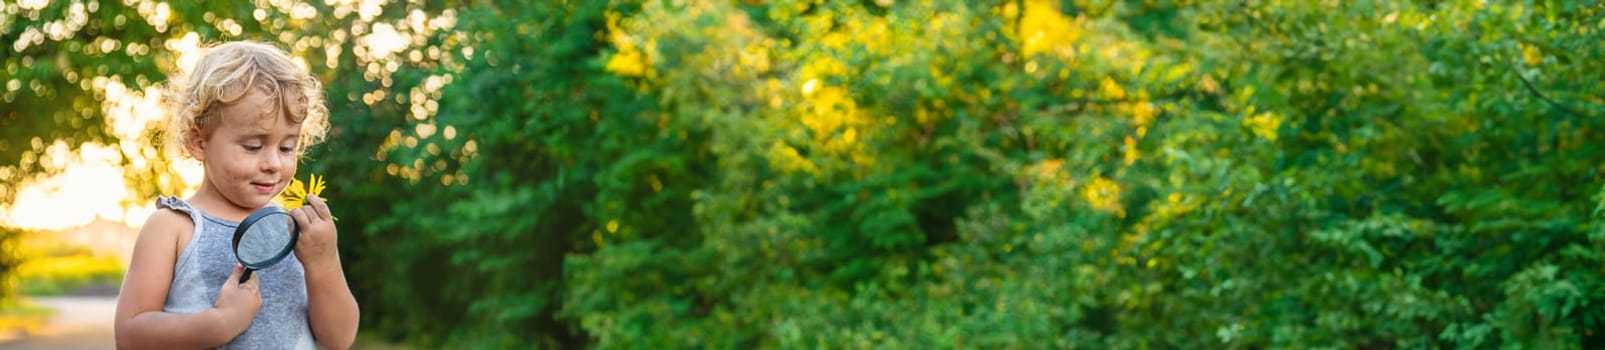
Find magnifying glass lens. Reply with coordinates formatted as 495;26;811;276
239;213;293;265
233;208;298;283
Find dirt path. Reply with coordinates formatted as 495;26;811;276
1;294;403;349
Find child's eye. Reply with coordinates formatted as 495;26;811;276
243;145;263;151
279;146;296;153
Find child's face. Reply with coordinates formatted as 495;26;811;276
191;89;303;210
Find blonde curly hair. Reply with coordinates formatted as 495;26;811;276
165;41;329;158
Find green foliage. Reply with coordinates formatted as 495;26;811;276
7;0;1605;348
11;232;122;296
0;227;18;305
550;0;1605;348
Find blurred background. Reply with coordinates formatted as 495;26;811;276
4;0;1605;348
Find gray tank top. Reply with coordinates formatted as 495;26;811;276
157;196;316;349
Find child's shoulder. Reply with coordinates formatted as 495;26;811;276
128;201;199;268
138;203;196;239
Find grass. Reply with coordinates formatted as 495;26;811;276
353;333;417;350
14;230;124;296
16;253;122;295
0;299;51;341
0;226;121;343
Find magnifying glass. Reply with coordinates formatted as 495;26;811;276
232;206;299;284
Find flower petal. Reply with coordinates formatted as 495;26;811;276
309;173;325;196
287;178;307;198
277;177;308;209
276;192;303;210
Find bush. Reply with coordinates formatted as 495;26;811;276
8;0;1605;347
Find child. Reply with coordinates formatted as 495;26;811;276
114;41;359;349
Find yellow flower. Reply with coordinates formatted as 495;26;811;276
276;173;329;211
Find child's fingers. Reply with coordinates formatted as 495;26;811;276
289;207;314;227
227;263;243;286
241;268;260;290
308;194;332;221
227;263;257;288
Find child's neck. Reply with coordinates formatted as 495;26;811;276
186;183;259;223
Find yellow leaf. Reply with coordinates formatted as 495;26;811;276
1522;44;1543;66
1244;111;1282;142
1082;176;1124;217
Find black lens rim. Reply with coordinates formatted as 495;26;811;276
232;206;299;270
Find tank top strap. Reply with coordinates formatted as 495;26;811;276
156;196;198;220
155;195;210;284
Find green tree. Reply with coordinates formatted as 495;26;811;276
8;0;1605;348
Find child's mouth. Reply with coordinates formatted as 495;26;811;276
251;182;277;194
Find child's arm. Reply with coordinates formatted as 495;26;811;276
293;194;360;350
114;210;262;349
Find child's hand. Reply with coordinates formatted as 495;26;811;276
215;263;262;334
290;193;340;269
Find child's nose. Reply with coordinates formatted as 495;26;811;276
261;152;283;172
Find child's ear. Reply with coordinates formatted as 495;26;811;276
184;127;207;161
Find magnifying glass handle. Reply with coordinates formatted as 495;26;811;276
240;269;254;284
